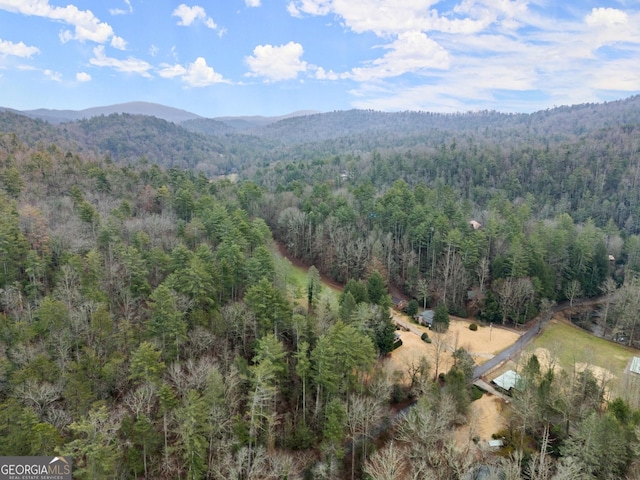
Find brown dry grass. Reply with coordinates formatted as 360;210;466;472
387;312;521;382
454;394;508;445
387;312;520;449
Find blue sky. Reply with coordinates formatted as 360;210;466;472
0;0;639;117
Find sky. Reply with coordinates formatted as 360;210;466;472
0;0;639;117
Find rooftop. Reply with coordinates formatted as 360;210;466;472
630;357;640;375
492;370;522;391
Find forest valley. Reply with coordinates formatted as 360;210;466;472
1;97;640;479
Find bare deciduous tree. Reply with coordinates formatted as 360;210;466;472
599;277;617;337
345;394;383;480
431;329;451;380
564;280;583;307
477;256;490;293
123;382;156;418
495;277;535;325
15;379;62;418
405;355;431;397
363;441;407;480
416;277;429;310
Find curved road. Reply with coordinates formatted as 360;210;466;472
392;312;537;380
472;324;536;379
473;297;605;380
394;297;606;381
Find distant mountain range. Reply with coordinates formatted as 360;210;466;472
19;102;203;124
11;101;320;129
1;95;639;177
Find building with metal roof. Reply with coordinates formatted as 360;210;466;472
491;370;522;392
630;357;640;375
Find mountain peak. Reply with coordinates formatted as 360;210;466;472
21;102;204;124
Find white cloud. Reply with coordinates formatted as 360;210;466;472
313;66;339;80
202;0;640;112
283;0;538;90
0;38;39;58
110;36;127;50
582;7;638;50
158;57;226;86
245;0;261;6
158;63;187;79
349;31;449;81
286;0;483;36
350;82;463;113
76;71;91;82
110;0;132;15
585;7;628;28
89;45;153;77
347;20;640;114
149;45;159;57
172;4;217;29
43;69;61;81
287;0;332;18
0;0;119;44
245;42;308;81
183;57;225;86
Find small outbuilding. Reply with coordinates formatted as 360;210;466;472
487;439;504;450
491;370;522;393
630;357;640;375
415;310;434;328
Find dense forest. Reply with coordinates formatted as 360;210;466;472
1;97;640;478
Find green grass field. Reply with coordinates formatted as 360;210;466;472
273;251;342;306
486;318;639;402
530;319;637;391
287;266;307;294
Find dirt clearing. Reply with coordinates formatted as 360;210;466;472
387;312;520;448
388;312;521;382
454;394;508;445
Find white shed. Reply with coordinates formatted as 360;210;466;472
491;370;522;391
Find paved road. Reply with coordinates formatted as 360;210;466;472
394;310;542;380
394;298;606;381
472;326;534;379
472;297;606;380
373;298;606;446
394;310;539;380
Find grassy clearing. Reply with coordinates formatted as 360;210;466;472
273;251;341;306
529;319;637;393
485;318;638;401
283;258;308;300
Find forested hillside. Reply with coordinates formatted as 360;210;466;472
1;97;640;478
250;99;640;334
0;111;229;175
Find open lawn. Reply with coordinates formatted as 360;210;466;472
528;318;638;396
282;257;310;299
487;316;639;400
274;246;342;306
534;318;636;375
